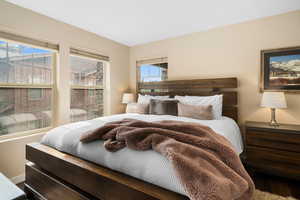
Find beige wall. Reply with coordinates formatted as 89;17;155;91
0;1;129;180
130;10;300;125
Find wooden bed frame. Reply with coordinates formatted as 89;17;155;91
25;77;238;200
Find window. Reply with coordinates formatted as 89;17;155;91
0;32;109;139
139;63;168;82
0;40;55;136
70;55;104;122
137;57;168;82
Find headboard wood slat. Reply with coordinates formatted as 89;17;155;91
138;77;237;90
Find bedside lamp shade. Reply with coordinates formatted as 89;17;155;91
122;93;135;104
261;92;287;108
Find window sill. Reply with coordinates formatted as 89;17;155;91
0;127;52;143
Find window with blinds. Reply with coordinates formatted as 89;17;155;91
70;49;106;122
0;31;110;139
0;38;57;136
137;57;168;83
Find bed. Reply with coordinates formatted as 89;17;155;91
25;77;242;200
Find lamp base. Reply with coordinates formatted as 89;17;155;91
269;120;279;127
269;108;280;127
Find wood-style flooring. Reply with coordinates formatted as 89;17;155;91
250;171;300;199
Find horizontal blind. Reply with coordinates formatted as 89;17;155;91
136;57;168;66
70;48;109;61
0;31;59;50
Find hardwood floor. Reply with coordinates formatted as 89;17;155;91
249;171;300;199
17;170;300;200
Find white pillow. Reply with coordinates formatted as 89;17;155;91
137;94;170;104
174;95;223;120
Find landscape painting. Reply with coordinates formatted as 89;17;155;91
261;46;300;92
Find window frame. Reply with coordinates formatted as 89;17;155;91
0;37;58;141
136;57;168;85
69;53;106;122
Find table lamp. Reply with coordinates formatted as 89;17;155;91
261;92;287;127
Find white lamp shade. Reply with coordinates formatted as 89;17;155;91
122;93;135;104
261;92;287;109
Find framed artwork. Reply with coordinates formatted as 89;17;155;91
261;46;300;92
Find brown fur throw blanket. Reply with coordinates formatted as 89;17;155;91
80;119;254;200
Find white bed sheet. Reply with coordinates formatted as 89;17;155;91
41;113;243;195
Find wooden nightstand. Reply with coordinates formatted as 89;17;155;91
244;121;300;180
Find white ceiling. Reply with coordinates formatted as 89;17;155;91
6;0;300;46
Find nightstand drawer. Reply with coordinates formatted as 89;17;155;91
246;146;300;179
246;130;300;153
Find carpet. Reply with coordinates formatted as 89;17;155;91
254;190;298;200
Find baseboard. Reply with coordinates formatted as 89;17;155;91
10;173;25;184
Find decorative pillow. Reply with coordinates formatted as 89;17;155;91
126;103;149;114
149;99;179;116
178;103;213;120
137;94;170;104
175;95;223;120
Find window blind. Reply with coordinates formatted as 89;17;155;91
70;48;109;61
0;31;59;50
136;57;168;66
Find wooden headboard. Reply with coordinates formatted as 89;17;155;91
137;77;238;122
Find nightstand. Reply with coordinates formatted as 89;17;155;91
244;121;300;180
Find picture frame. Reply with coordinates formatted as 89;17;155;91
261;46;300;93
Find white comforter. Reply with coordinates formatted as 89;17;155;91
41;113;243;195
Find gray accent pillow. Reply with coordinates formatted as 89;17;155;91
149;99;179;116
178;103;213;120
